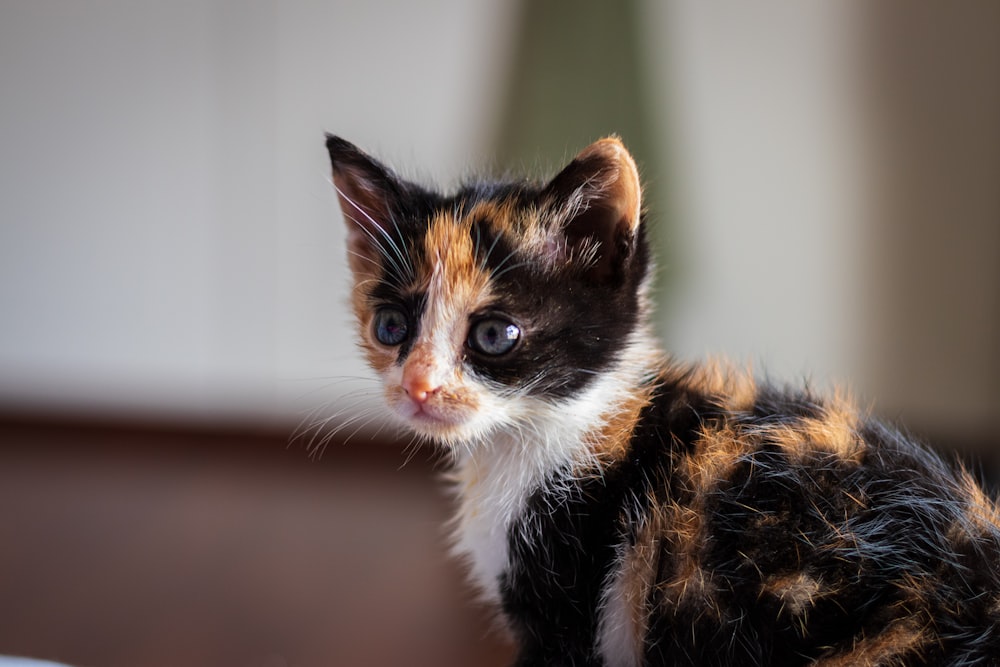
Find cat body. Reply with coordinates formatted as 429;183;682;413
327;135;1000;666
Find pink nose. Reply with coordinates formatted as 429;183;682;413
403;374;439;404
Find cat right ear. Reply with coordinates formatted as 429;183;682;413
326;134;405;276
540;137;643;283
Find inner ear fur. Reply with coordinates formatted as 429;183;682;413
326;134;407;277
541;137;643;282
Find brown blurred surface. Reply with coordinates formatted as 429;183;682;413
0;414;514;667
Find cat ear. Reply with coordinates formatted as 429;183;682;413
541;137;642;282
326;134;407;276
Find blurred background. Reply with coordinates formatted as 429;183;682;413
0;1;997;666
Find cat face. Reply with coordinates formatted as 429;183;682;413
328;136;651;447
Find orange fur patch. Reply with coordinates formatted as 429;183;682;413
771;394;865;464
419;211;494;304
680;358;758;412
960;468;1000;535
812;617;930;666
575;137;642;234
761;572;823;617
654;500;720;617
590;379;658;463
685;424;750;496
609;504;668;654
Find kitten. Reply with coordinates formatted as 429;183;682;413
326;134;1000;666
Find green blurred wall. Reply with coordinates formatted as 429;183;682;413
492;0;673;308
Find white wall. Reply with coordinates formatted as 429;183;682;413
1;1;886;426
647;1;865;386
0;0;515;423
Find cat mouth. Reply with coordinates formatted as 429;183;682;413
387;384;481;441
397;400;471;437
399;400;457;424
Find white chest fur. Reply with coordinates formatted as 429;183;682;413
446;353;649;603
449;423;581;604
448;407;648;667
440;340;662;667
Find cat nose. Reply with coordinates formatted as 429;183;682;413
402;373;440;404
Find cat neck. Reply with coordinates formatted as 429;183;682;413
447;327;663;602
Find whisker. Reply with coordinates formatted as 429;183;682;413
291;392;379;452
343;211;410;283
388;214;415;278
307;407;381;459
481;229;506;272
334;184;414;281
398;434;426;470
340;411;386;447
491;260;532;281
472;219;483;266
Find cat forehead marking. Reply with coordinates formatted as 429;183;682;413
419;208;495;302
407;210;496;381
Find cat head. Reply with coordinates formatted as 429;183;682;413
327;135;654;448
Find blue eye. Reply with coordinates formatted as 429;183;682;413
373;307;409;346
468;318;520;356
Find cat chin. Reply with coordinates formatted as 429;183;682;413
398;409;505;449
383;385;496;446
390;403;483;446
403;420;485;449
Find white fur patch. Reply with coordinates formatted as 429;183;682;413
448;331;661;605
447;396;593;603
597;567;642;667
597;541;646;667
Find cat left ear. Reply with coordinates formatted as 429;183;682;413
326;134;407;276
541;137;642;282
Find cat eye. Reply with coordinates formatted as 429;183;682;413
373;307;410;346
468;318;520;356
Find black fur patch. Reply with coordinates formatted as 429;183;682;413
503;376;1000;665
500;374;706;664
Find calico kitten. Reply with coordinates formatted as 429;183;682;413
326;134;1000;666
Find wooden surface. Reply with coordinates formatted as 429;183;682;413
0;414;514;667
2;412;991;667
